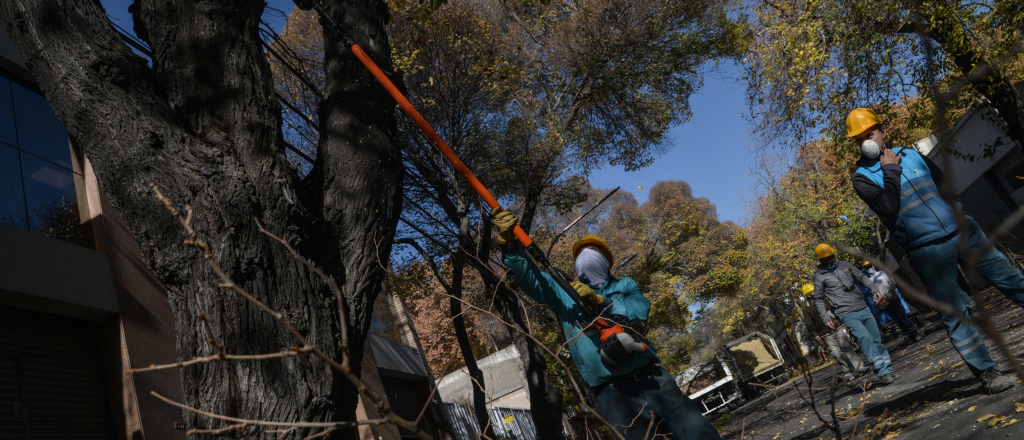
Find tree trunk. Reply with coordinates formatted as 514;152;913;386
450;205;494;438
489;281;566;440
0;0;400;436
479;194;564;440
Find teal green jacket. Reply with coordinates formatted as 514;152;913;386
501;246;660;387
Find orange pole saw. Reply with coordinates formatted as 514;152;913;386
294;0;595;317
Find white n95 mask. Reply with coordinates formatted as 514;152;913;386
861;140;881;159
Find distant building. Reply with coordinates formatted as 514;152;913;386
363;290;448;440
435;345;530;410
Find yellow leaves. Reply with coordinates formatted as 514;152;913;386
1016;402;1024;413
1004;419;1019;428
884;433;899;439
952;360;966;368
988;416;1008;427
978;414;997;422
968;406;977;412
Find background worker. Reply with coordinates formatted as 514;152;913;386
862;260;923;344
847;107;1021;393
800;283;869;382
812;243;899;385
491;208;721;440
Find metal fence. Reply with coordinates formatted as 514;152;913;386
441;403;538;440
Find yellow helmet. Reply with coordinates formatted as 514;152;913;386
846;108;881;138
815;243;836;259
862;260;872;268
572;234;614;265
801;283;815;296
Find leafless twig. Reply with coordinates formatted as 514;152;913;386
147;184;434;439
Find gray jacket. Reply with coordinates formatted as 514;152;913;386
813;260;880;320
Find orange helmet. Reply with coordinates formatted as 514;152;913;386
846;108;881;138
572;235;613;265
815;243;836;259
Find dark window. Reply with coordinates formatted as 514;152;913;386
1001;159;1024;191
22;153;79;242
0;77;16;147
0;74;83;245
0;143;25;228
11;81;71;170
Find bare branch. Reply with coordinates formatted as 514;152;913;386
150;184;434;440
127;347;312;374
152;391;388;429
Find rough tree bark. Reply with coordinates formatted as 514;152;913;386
0;0;401;436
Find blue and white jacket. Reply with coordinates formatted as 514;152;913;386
852;147;960;250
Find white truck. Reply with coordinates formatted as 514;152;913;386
675;332;788;416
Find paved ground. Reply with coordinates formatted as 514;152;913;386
715;292;1024;440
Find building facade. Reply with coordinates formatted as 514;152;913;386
2;25;443;440
1;25;189;439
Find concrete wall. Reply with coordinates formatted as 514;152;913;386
917;103;1024;253
917;108;1018;195
0;222;118;321
436;345;530;410
76;153;187;440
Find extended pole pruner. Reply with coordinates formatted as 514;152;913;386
294;0;595;317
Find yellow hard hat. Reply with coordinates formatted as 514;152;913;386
572;234;614;265
846;108;881;138
815;243;836;259
801;283;815;295
862;260;872;268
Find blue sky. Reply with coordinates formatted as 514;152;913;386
588;65;754;225
100;0;757;225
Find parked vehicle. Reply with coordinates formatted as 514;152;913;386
675;332;789;416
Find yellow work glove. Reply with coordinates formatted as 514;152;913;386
490;207;518;245
572;281;605;308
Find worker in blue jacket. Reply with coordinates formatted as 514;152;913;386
847;108;1024;393
491;208;720;440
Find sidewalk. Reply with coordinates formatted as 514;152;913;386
715;292;1024;439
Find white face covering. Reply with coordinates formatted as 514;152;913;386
861;139;881;159
575;248;610;287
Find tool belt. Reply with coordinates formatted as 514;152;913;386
594;362;659;391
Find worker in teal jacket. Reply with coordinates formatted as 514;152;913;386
492;208;720;440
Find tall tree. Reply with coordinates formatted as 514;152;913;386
746;0;1024;156
534;181;749;374
1;0;402;435
269;0;747;433
389;0;749;435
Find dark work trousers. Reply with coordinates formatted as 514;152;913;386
908;217;1024;375
885;292;919;338
595;367;721;440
